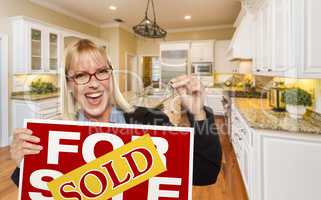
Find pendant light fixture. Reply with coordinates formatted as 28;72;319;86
133;0;167;39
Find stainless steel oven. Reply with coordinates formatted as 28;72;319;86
192;62;212;76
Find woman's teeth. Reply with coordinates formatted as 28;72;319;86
85;91;103;99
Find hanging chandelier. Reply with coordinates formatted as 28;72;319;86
133;0;167;39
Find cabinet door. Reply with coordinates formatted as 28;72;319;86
303;0;321;74
203;41;214;62
191;43;204;62
191;41;214;62
29;24;44;72
254;10;263;73
261;1;272;72
259;135;321;200
48;30;60;73
215;40;233;73
272;0;291;72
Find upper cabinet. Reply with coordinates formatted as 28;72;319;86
228;11;254;61
251;0;321;78
215;40;236;73
300;0;321;75
190;40;214;63
12;17;62;74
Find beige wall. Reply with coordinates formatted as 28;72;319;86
137;27;235;56
100;27;120;67
0;0;100;37
100;27;138;91
118;28;137;90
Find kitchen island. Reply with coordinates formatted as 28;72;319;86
230;97;321;200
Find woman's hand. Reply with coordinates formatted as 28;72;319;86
171;75;206;121
10;128;43;166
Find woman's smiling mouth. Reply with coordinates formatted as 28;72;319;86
85;91;104;105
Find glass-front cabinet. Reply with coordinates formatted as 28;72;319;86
49;32;59;72
12;17;61;74
31;28;43;71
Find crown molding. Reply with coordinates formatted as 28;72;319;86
29;0;101;27
166;24;234;33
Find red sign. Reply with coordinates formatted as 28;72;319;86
19;119;194;200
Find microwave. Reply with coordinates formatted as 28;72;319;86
192;62;212;76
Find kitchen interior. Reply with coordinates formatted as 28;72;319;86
1;0;321;200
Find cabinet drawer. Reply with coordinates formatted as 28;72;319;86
35;98;60;110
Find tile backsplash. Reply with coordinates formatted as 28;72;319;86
13;74;59;92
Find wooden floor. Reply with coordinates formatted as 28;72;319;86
0;117;248;200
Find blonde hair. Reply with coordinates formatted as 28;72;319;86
62;39;134;120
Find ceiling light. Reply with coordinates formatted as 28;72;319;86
184;15;192;20
109;5;117;10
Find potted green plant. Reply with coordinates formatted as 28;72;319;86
282;88;312;119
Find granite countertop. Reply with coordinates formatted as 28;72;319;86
11;91;60;101
233;98;321;135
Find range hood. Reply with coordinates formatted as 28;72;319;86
227;8;253;61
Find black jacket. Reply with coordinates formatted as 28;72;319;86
11;106;222;186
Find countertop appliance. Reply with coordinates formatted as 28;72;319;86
268;82;286;112
192;62;213;76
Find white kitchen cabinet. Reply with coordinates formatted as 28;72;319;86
252;0;273;74
191;40;214;63
253;9;263;73
231;101;321;200
252;0;321;78
252;133;321;200
228;12;253;61
261;1;273;72
12;98;61;130
214;40;235;73
300;0;321;75
204;88;224;116
271;0;291;73
231;105;253;199
12;17;62;74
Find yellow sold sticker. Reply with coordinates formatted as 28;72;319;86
48;134;166;199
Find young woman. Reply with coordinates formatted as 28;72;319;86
10;39;222;186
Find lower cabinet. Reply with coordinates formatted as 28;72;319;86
12;97;61;130
204;89;225;116
231;103;321;200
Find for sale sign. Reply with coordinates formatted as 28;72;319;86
19;119;194;200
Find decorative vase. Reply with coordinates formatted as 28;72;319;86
286;104;306;119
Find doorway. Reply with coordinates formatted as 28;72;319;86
125;53;140;93
0;34;9;147
139;56;160;88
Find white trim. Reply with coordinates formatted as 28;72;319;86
167;24;234;33
29;0;101;27
125;52;141;93
0;34;9;147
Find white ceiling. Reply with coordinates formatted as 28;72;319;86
30;0;241;29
